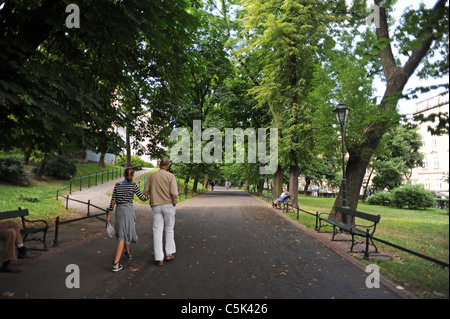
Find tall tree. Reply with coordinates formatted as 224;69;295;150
0;0;198;178
236;0;343;203
329;0;448;218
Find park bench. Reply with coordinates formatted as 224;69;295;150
0;208;49;251
272;195;295;211
282;196;297;213
317;206;380;256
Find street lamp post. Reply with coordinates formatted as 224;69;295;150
333;103;350;223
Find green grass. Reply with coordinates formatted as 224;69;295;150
1;163;125;223
258;194;449;299
1;163;206;224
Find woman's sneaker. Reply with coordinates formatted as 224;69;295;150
112;262;123;272
124;251;132;260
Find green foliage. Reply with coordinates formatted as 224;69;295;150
391;184;436;210
43;156;77;180
0;157;29;186
114;155;153;169
366;191;393;207
368;184;436;210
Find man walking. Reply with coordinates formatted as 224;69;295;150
144;158;178;266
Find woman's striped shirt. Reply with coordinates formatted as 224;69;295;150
109;182;148;211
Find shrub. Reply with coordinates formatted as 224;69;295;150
367;191;393;207
391;184;435;210
0;157;30;186
44;156;77;179
115;155;153;169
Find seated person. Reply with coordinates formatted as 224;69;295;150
0;221;35;273
274;188;291;209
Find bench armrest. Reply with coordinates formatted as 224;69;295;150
22;217;49;229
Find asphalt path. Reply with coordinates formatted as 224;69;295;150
0;186;402;301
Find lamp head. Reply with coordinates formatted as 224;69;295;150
333;103;349;125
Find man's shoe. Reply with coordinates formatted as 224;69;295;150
156;260;164;267
165;254;174;261
0;262;23;273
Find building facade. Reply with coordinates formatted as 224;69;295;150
410;92;449;197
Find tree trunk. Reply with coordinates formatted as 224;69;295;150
192;166;200;192
272;165;284;200
34;160;46;181
288;165;299;206
126;126;131;168
99;152;106;168
303;177;311;196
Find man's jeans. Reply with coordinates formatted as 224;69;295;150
152;204;176;261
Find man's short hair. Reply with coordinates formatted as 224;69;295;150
160;158;170;167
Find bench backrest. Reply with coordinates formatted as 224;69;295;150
0;208;29;220
335;206;380;223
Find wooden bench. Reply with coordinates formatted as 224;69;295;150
0;208;49;251
282;196;296;213
317;206;380;255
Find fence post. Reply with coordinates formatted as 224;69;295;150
315;211;319;231
66;195;69;209
53;216;60;247
87;199;90;217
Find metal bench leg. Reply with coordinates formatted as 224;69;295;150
363;229;371;260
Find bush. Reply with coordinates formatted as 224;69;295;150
391;184;436;210
115;155;153;169
0;157;30;186
367;191;393;207
44;156;77;179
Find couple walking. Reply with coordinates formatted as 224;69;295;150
106;159;178;272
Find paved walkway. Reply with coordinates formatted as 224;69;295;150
0;184;415;301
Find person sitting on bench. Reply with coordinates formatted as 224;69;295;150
275;188;290;209
0;221;36;272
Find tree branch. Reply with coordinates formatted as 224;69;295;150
402;0;448;79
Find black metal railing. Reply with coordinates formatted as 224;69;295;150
256;190;449;269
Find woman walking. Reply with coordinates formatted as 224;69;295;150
106;168;148;272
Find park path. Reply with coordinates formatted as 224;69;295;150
62;167;153;217
0;186;411;301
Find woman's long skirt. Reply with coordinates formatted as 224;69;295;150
115;202;138;244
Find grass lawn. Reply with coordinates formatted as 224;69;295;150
1;163;206;224
1;163;123;223
261;195;449;299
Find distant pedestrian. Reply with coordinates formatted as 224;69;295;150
225;180;231;190
144;159;178;266
210;180;215;191
107;168;148;272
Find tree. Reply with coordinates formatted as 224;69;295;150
235;0;343;204
328;0;448;218
1;0;199;178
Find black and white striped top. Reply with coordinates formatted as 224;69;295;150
108;182;148;211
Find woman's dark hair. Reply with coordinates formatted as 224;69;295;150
124;168;134;177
